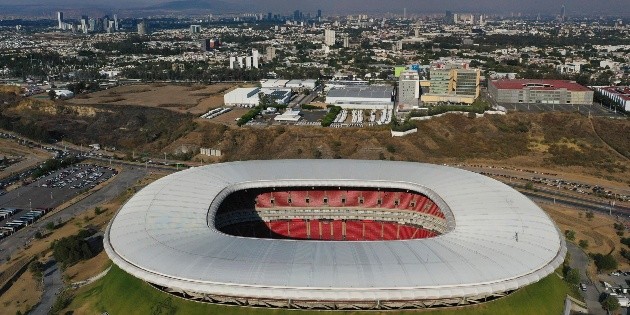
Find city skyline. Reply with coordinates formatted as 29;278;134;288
1;0;630;16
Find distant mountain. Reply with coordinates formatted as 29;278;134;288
148;0;243;12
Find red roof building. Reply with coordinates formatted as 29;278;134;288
489;79;593;105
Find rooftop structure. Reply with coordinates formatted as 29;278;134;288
224;87;292;107
326;86;394;110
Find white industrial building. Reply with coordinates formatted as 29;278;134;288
326;86;394;110
224;87;292;107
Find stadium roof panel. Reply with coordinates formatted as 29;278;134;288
105;160;565;303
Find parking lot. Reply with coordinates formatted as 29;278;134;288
0;164;116;240
502;102;627;118
597;271;630;309
0;164;117;211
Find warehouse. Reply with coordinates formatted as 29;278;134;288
489;79;593;105
325;85;394;110
224;87;292;107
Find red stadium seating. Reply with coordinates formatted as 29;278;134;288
289;220;308;239
307;190;326;207
325;190;345;207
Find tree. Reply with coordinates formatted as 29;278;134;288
602;295;620;312
565;230;576;241
565;268;581;285
579;239;589;249
593;254;618;272
29;260;44;280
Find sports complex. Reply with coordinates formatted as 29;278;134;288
104;160;566;310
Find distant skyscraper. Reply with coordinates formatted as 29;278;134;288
343;36;349;48
113;14;119;31
317;9;322;19
293;10;301;21
403;8;407;19
137;20;147;35
57;12;64;29
560;5;566;22
267;12;272;20
324;29;336;46
190;25;201;34
80;16;88;33
445;11;454;25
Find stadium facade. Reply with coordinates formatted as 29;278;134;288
105;160;565;310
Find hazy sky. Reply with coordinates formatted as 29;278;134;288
1;0;629;15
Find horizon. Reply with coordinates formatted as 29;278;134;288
0;0;629;17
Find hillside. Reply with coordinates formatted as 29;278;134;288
0;94;628;183
183;113;630;182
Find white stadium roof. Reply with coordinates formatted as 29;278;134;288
105;160;565;306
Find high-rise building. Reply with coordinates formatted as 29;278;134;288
267;12;272;20
324;29;336;46
80;16;88;33
317;10;322;19
113;14;119;31
266;46;276;62
190;25;201;34
57;12;64;29
560;5;566;22
343;36;349;48
398;70;420;110
252;49;259;69
201;39;211;52
445;11;454;24
293;10;301;21
137;20;147;35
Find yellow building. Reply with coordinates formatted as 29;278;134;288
421;67;480;105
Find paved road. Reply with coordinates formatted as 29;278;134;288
30;259;63;315
567;242;606;315
0;166;147;262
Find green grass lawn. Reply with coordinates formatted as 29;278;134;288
66;266;576;315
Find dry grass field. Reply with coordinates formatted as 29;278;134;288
67;83;240;115
64;251;111;283
0;269;43;315
543;204;628;270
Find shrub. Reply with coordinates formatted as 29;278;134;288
578;239;589;249
564;230;576;241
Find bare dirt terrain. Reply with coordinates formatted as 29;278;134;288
67;83;239;115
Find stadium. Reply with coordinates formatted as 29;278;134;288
104;160;566;310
